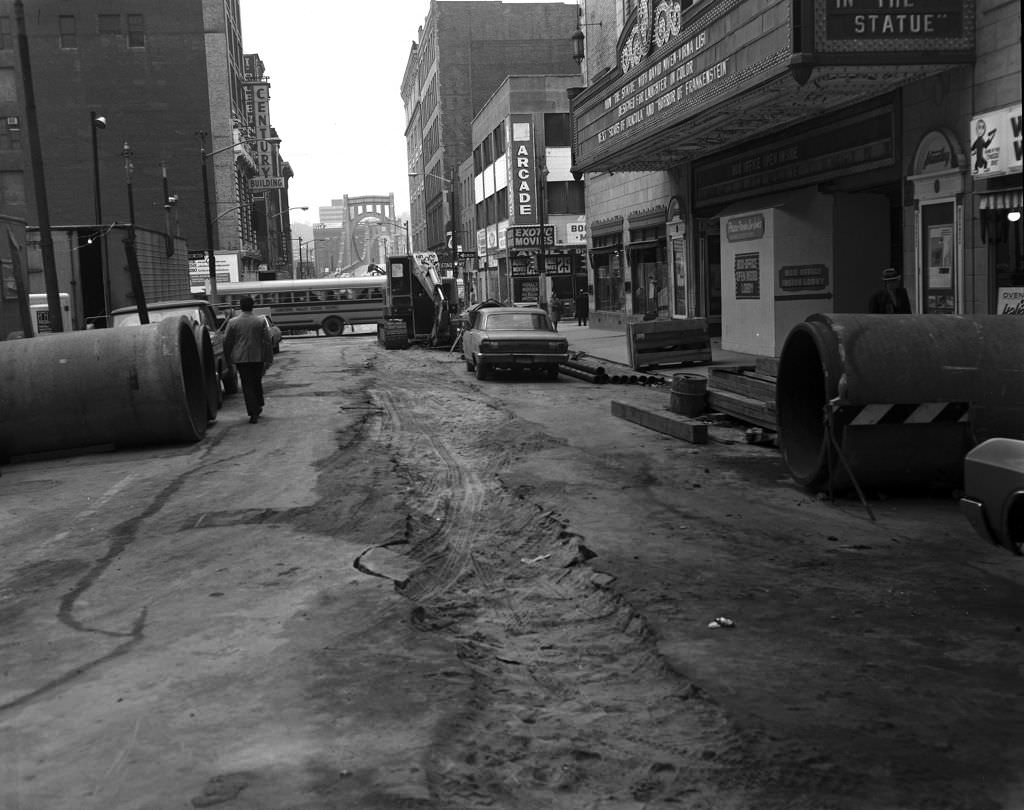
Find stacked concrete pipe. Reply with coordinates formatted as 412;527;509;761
776;314;1024;492
0;316;208;461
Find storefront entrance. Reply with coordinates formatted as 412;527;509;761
696;219;722;336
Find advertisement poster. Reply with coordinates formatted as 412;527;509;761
926;224;954;313
970;104;1023;178
672;236;688;317
996;287;1024;316
734;252;760;300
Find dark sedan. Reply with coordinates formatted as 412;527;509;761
461;306;569;380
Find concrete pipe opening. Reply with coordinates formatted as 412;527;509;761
776;325;829;489
0;316;208;460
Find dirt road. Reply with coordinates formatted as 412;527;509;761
1;333;1020;809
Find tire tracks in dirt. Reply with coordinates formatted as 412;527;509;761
358;363;769;808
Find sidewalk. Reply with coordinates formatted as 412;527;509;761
558;322;761;377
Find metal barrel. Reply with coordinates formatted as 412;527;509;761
0;316;208;459
670;372;707;417
776;314;1024;491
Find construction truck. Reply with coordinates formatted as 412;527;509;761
377;252;459;349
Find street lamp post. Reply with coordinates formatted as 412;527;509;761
198;131;264;302
90;111;111;324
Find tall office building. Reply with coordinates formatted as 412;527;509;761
0;0;294;288
402;1;580;251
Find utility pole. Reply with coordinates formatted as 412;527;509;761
14;0;63;331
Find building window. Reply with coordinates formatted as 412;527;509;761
97;14;121;35
58;16;77;49
0;169;26;206
493;124;506;158
1;116;21;151
127;14;145;47
544;113;571;148
0;17;12;50
546;181;585;215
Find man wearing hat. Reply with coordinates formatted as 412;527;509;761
868;267;912;314
222;295;274;423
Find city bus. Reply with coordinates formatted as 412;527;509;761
214;277;386;336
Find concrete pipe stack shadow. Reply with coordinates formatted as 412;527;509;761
0;316;209;462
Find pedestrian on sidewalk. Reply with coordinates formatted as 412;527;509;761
575;290;589;326
548;292;564;331
868;267;912;314
223;295;274;424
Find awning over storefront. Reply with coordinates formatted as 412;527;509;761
978;190;1023;210
570;0;975;174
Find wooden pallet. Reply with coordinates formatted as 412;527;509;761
627;319;712;370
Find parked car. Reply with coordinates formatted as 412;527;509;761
110;300;238;394
461;306;569;380
960;437;1024;555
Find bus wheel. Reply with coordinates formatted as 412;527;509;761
322;317;345;337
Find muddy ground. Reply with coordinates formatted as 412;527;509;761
1;333;1021;809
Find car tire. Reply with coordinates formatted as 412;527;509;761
548;364;559;379
222;366;239;395
322;316;345;337
475;359;489;380
465;355;475;372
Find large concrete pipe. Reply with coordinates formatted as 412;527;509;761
194;323;221;422
0;316;208;460
776;314;1024;491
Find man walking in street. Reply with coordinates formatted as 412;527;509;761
223;295;274;423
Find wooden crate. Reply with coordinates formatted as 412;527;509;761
627;318;712;371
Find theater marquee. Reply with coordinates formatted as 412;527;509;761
570;0;973;174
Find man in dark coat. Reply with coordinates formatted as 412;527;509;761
575;290;590;326
223;295;273;423
868;267;912;314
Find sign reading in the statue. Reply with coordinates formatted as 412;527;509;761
825;0;964;39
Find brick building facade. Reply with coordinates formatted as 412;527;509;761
402;1;580;252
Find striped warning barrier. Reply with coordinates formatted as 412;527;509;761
833;402;970;426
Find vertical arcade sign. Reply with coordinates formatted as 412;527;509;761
507;115;538;224
246;81;283;192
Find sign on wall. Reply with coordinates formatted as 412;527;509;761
734;252;760;299
996;287;1024;316
507;225;555;249
969;104;1023;178
507;115;538;224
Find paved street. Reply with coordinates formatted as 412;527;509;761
1;333;1021;809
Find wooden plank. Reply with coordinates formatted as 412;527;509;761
708;368;776;400
611;400;709;444
707;390;777;430
756;356;780;377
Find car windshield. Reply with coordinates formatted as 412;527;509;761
483;312;551;332
113;307;203;327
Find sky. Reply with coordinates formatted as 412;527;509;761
239;0;574;229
